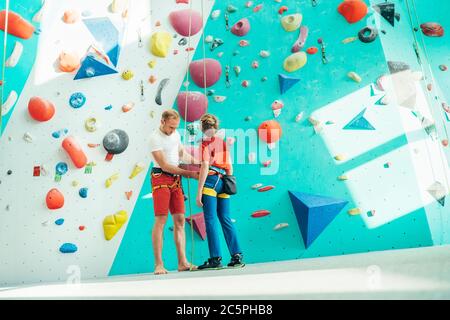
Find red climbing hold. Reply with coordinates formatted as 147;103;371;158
258;185;274;192
28;97;55;122
278;6;288;15
258;120;282;143
307;47;318;54
0;10;35;39
337;0;368;24
46;188;64;210
420;22;444;37
251;210;271;218
79;226;85;231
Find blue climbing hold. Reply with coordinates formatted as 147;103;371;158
55;218;65;226
288;191;348;248
343;108;375;130
59;243;78;253
278;74;301;94
104;104;113;110
79;187;88;198
69;92;86;109
55;162;68;175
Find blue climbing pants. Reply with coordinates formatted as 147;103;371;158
202;174;242;258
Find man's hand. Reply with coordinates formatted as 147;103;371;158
188;171;199;180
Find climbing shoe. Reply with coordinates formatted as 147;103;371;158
198;257;223;270
227;253;245;268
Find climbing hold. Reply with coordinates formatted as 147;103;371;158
72;180;79;187
245;116;252;121
169;9;203;37
178;38;187;46
258;120;282;144
69;92;86;109
343;108;375;130
334;155;346;162
84;118;98;132
129;163;145;179
210;38;224;51
62;136;87;168
234;65;241;76
33;166;41;177
439;65;448;72
55;218;64;226
177;91;208;122
279;74;300;94
342;36;358;44
28;96;55;122
241;80;250;87
289;191;348;248
148;60;156;68
103;210;128;240
291;26;308;53
105;173;120;188
251;210;270;218
278;6;288;15
213;95;226;103
337;0;368;24
231;18;250;36
63;10;80;23
0;10;35;39
428;181;447;206
261;76;268;82
122;102;134;113
347;71;362;83
384;162;391;169
373;2;396;27
272;100;284;111
239;40;250;47
259;50;270;58
59;243;78;253
358;26;378;43
420;23;444;37
5;41;23;67
253;4;263;12
186;213;207;240
1;91;18;116
347;208;361;216
58;52;80;73
306;47;318;55
125;191;133;200
46;188;64;210
189;58;222;88
211;10;221;20
155;78;170;105
205;35;213;43
226;4;238;13
251;183;263;189
54;162;68;182
443;140;449;147
283;52;307;72
79;188;88;198
295;112;304;122
6;170;12;175
103;129;129;161
281;13;302;32
367;210;376;217
274;223;289;231
149;75;157;84
150;30;173;57
79;225;85;231
258;185;274;192
121;70;134;80
338;175;348;181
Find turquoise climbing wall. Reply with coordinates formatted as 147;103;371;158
110;0;449;276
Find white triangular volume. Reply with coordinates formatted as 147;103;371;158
141;192;153;199
1;91;18;115
427;181;447;202
5;42;23;67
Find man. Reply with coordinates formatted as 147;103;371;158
149;109;199;275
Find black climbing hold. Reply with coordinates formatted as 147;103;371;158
103;129;129;156
155;78;170;106
387;61;410;74
373;2;395;27
395;13;400;22
414;27;419;32
358;26;378;43
210;38;224;51
381;30;387;34
178;37;187;46
7;170;12;175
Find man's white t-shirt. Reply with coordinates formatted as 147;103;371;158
149;128;181;168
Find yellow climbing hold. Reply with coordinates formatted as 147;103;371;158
348;208;361;216
308;117;320;126
148;60;156;68
72;180;79;187
122;70;134;80
129;162;145;179
283;51;307;72
337;175;348;181
103;210;128;241
334;154;346;161
342;37;358;44
150;30;172;58
105;173;119;188
348;71;362;83
281;13;303;32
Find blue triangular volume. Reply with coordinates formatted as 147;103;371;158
374;95;386;106
343;108;376;130
278;74;300;94
288;191;348;248
370;84;376;97
83;17;121;66
74;55;118;80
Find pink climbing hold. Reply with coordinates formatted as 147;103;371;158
231;18;250;37
291;26;309;53
177;91;208;122
253;4;263;12
176;0;189;3
169;9;203;37
189;58;222;88
239;40;250;47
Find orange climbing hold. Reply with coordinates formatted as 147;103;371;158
62;136;88;169
306;47;318;54
337;0;368;24
58;52;80;73
258;120;282;143
0;10;35;39
28;96;55;122
46;188;65;210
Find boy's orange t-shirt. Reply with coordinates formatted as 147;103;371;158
200;136;231;172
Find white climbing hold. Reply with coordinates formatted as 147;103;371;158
40;165;49;176
259;50;270;58
211;10;221;20
205;35;214;43
6;41;23;67
295;112;304;122
1;90;18;115
273;223;289;231
267;142;276;150
213;95;226;103
251;183;263;189
23;132;34;143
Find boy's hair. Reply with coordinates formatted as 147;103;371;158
161;109;180;121
200;113;219;132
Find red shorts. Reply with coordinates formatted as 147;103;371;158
151;172;185;216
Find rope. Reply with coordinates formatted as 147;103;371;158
0;0;10;134
405;0;450;192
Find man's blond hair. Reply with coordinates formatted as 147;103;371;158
161;109;180;121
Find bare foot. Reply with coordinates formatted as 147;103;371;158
178;262;197;272
154;265;168;275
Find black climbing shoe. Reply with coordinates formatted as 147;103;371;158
227;253;245;268
198;257;223;270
